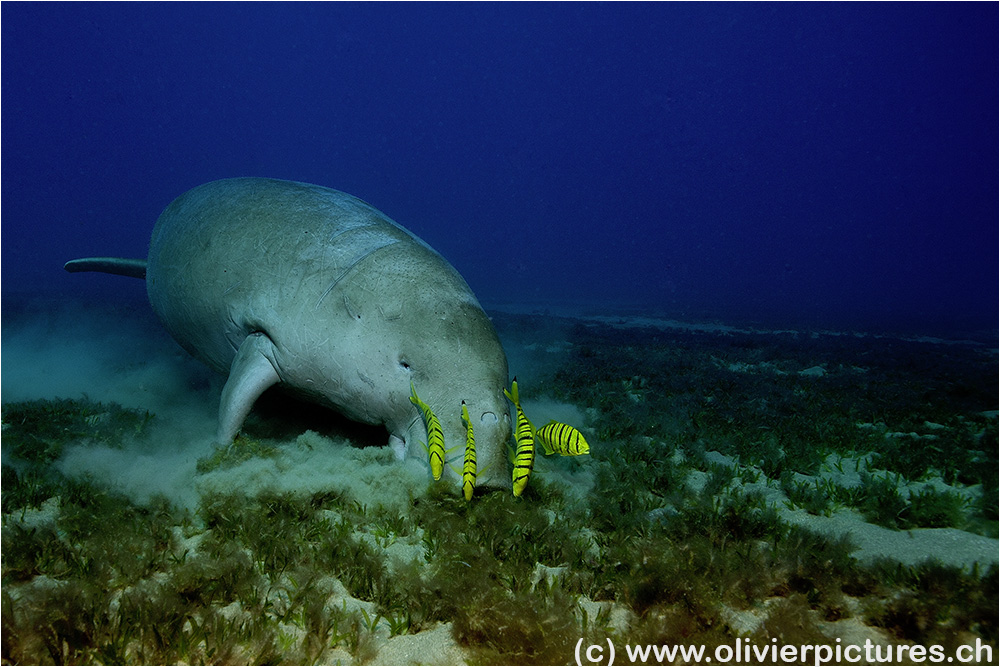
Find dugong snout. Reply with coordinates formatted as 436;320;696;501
471;408;513;488
401;379;512;489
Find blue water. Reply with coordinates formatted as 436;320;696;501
2;2;996;335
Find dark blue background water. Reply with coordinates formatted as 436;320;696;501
3;3;996;334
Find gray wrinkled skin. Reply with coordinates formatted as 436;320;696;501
145;177;511;487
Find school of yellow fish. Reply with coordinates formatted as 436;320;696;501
410;376;590;499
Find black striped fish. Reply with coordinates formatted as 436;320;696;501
503;377;535;497
410;383;447;481
460;401;477;501
536;421;590;456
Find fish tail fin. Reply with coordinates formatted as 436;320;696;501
504;376;520;406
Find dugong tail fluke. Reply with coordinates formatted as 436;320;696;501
64;257;148;279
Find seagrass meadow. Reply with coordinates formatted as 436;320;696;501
2;303;997;665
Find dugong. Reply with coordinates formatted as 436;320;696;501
65;177;512;488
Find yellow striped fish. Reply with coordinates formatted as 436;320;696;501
460;401;477;501
410;383;446;480
536;421;590;456
503;377;535;497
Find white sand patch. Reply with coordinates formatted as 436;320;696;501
721;597;894;648
719;599;782;636
355;528;427;575
817;598;894;649
371;622;466;666
702;451;997;572
779;507;998;571
577;596;634;635
717;358;789;375
531;562;568;589
817;451;871;488
5;496;61;529
820;617;894;651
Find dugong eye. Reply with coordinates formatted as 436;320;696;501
399;358;411;371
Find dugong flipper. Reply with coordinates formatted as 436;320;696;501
65;177;512;488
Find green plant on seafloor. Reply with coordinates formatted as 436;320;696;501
780;472;833;516
196;434;278;473
905;484;967;529
860;560;999;649
857;472;909;529
3;398;154;465
385;609;412;637
853;473;970;531
5;315;999;663
359;607;382;633
4;461;998;665
578;600;615;640
1;464;61;516
451;580;581;665
367;503;415;548
1;399;160;521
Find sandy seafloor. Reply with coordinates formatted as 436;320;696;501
1;294;997;665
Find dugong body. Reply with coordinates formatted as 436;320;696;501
66;177;512;488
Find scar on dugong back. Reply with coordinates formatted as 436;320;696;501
65;177;513;489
